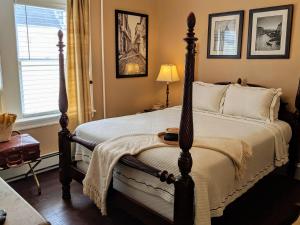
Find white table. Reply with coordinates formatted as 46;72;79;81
0;177;50;225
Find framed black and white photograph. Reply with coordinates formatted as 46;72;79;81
247;5;293;59
207;11;244;59
115;10;148;78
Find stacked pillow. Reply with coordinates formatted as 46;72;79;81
193;82;228;113
192;81;282;122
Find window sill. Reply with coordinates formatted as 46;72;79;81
14;113;60;131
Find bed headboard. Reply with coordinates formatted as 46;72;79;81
217;78;300;176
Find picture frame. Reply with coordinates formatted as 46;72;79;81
207;10;244;59
247;5;293;59
115;10;148;78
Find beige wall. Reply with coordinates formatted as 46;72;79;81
21;124;60;155
100;0;162;118
156;0;300;109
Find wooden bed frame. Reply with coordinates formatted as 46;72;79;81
57;13;300;225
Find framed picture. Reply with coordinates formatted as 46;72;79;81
115;10;148;78
247;5;293;59
207;10;244;59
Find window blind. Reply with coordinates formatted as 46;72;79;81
15;0;66;10
15;4;66;117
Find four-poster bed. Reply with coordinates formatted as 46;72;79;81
57;13;300;225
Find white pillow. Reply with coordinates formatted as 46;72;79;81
193;81;228;113
222;84;282;122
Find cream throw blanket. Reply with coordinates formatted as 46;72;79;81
83;134;252;225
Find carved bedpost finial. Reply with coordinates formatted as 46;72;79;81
174;12;198;225
237;78;242;85
187;13;196;31
58;30;63;41
185;13;197;57
57;30;65;56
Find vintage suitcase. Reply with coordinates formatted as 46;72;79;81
0;134;40;169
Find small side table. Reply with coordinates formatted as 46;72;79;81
0;134;41;195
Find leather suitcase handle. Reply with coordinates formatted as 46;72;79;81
6;152;24;168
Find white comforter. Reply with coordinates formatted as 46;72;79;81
74;106;291;223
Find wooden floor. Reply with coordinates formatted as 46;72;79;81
210;171;300;225
10;170;142;225
9;169;300;225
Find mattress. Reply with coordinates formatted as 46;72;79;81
74;106;292;219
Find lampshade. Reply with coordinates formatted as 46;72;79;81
156;64;180;83
124;63;140;75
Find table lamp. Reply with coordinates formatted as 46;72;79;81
156;64;180;107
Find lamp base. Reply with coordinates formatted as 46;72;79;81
166;82;170;108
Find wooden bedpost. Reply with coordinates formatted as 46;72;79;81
293;79;300;180
174;13;198;225
57;30;72;199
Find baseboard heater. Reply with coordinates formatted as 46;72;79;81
0;152;59;182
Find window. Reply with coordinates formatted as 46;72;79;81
14;4;66;117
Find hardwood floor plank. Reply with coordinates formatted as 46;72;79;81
8;169;300;225
9;170;141;225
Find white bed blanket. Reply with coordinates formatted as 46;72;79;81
75;107;291;223
83;134;252;225
75;107;291;166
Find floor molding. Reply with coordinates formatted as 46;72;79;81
0;152;59;182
